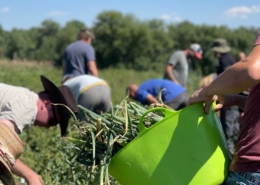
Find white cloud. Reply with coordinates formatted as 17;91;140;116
173;16;182;23
47;11;68;17
160;14;171;20
0;7;10;13
225;5;260;19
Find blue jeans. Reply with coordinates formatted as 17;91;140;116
223;171;260;185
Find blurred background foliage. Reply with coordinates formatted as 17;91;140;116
0;10;259;184
0;10;259;75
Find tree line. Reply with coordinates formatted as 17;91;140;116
0;10;259;75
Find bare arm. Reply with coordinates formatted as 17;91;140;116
188;45;260;113
87;61;98;77
215;94;248;111
11;159;44;185
165;65;179;84
205;51;260;96
146;94;158;104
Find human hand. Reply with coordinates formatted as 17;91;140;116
214;94;245;111
11;159;44;185
187;88;218;114
26;173;44;185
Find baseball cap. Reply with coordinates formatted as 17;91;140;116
190;43;203;59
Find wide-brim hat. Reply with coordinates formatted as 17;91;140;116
210;38;231;53
0;124;24;185
40;76;79;136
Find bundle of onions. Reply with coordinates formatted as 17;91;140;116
62;97;165;185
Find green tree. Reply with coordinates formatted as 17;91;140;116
145;19;174;71
0;26;5;57
0;11;259;74
93;11;151;69
5;29;35;60
33;20;61;62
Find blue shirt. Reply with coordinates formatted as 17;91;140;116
136;79;186;105
63;40;96;76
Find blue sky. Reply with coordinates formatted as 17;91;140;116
0;0;259;31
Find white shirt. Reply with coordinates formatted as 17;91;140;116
63;75;108;101
0;83;38;134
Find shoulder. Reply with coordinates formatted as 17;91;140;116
171;50;182;56
171;51;185;59
221;53;236;63
85;44;95;51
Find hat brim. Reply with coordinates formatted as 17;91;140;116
194;52;202;60
40;76;78;136
211;46;230;53
0;158;14;185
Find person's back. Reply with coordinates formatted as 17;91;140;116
217;52;237;75
137;79;186;108
0;83;38;134
63;75;105;101
64;40;95;76
63;75;111;114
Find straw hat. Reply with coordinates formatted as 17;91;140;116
0;124;24;185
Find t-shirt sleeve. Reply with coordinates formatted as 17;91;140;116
136;89;149;105
167;53;179;66
85;46;96;62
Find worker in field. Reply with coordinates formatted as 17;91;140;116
63;74;111;114
62;28;98;83
163;43;203;88
0;76;78;185
127;79;188;110
210;38;240;153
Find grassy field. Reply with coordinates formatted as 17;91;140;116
0;59;202;184
0;59;202;104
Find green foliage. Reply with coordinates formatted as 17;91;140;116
1;10;258;75
0;26;5;57
93;11;149;69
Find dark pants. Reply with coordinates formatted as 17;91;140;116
165;91;189;111
220;106;240;153
78;85;111;114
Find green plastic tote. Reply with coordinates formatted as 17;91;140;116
108;103;232;185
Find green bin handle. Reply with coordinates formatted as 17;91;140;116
139;102;217;134
139;107;177;134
